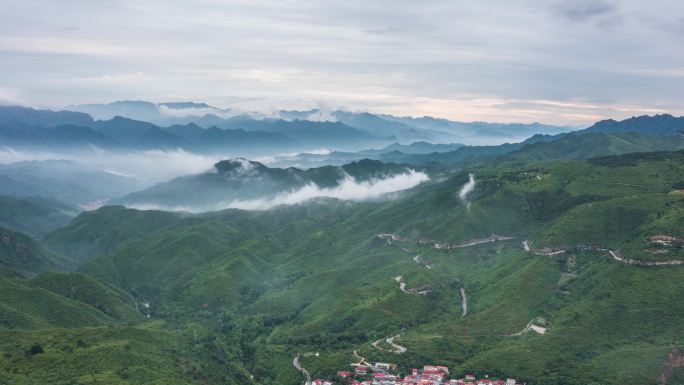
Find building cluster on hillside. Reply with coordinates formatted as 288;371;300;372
315;363;519;385
650;235;683;246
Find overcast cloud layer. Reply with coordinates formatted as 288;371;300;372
1;0;684;125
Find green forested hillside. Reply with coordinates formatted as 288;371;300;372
1;150;683;384
381;131;684;167
0;226;73;275
0;195;78;236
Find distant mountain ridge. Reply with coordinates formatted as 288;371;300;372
4;104;684;166
0;106;390;153
582;114;684;137
62;101;572;144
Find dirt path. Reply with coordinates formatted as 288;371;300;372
372;334;407;354
460;287;468;317
352;350;368;366
510;319;547;336
293;354;312;385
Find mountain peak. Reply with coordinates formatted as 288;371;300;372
214;158;267;174
159;102;216;110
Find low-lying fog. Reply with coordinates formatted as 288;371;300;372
130;170;429;212
0;146;430;211
0;147;223;184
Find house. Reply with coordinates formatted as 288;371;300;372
465;374;476;381
356;366;369;375
424;365;449;374
372;363;394;372
312;379;333;385
338;371;351;378
506;379;516;385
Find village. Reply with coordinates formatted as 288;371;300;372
309;362;519;385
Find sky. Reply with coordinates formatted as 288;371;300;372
1;0;684;125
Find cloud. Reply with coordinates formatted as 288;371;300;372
0;87;31;107
555;0;617;22
217;170;429;211
157;104;236;119
2;0;684;125
458;173;476;202
304;101;338;122
130;170;429;212
0;36;154;57
0;147;220;184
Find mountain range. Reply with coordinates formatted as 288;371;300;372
3;148;676;385
1;103;684;385
62;101;575;145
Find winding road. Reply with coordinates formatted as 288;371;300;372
523;240;683;267
372;334;407;354
510;319;547;336
454;235;516;248
352;350;368;366
609;250;684;266
394;275;430;295
293;354;312;385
